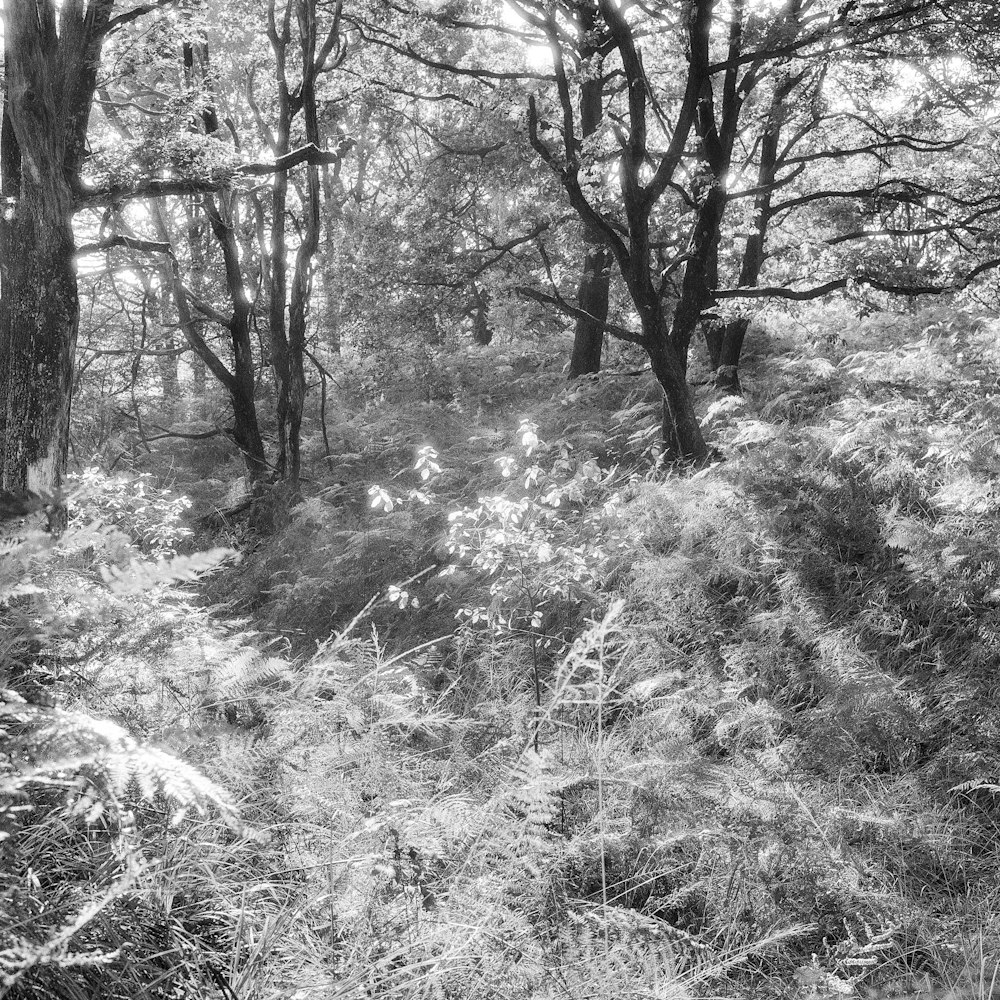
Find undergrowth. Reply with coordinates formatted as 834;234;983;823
11;305;1000;998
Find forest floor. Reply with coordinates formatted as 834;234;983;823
9;303;1000;1000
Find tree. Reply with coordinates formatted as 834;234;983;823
0;0;130;492
525;0;715;459
262;0;348;486
508;1;616;378
703;0;1000;391
88;3;353;484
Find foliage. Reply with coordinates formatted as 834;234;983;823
17;304;1000;999
67;468;193;557
0;486;246;998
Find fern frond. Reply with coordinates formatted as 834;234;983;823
98;547;235;595
213;652;293;703
1;702;237;826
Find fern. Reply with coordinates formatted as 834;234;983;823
1;698;237;825
98;547;235;595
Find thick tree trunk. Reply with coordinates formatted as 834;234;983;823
646;332;708;462
701;245;724;372
715;318;748;394
636;297;707;462
0;0;112;492
0;193;77;492
568;243;610;377
704;319;725;371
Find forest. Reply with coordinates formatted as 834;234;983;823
4;0;1000;997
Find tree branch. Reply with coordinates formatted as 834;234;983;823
716;257;1000;301
76;235;173;257
75;141;355;208
101;0;177;37
514;285;644;345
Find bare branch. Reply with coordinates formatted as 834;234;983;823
514;285;644;345
76;235;172;257
101;0;177;36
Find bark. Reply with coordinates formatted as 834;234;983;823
668;0;743;370
166;46;268;479
182;197;210;401
203;195;269;480
135;280;179;406
645;317;708;462
285;161;319;487
702;246;725;370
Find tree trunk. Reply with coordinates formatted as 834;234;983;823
568;45;610;378
265;0;345;487
715;318;748;394
285;161;319;488
701;245;725;371
203;195;269;481
153;198;268;480
668;185;728;371
636;296;707;462
268;117;292;479
0;0;113;492
0;192;77;492
568;243;610;376
471;282;492;345
709;55;799;394
646;332;708;463
704;319;725;371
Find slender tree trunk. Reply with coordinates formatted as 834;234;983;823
471;282;493;345
182;198;210;405
204;195;269;480
268;121;292;479
568;53;611;377
669;185;728;372
285;161;319;487
152;199;268;480
265;0;345;486
140;284;180;407
710;16;801;394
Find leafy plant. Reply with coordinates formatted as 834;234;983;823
67;468;193;557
